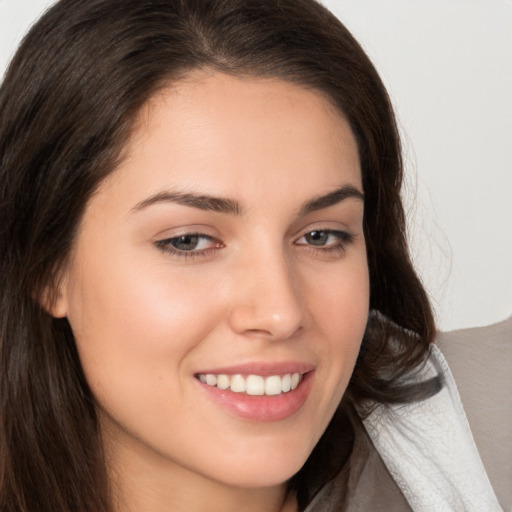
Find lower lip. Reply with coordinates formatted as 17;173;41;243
197;372;314;422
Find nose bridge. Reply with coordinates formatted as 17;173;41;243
228;242;305;339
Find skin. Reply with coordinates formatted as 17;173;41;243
52;71;369;512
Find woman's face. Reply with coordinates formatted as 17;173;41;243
54;72;369;493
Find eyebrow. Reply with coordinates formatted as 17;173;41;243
298;185;364;216
131;184;363;217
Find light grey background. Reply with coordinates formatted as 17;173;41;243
1;0;511;331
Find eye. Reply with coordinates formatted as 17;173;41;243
295;229;354;253
303;230;333;246
165;234;210;251
155;233;222;258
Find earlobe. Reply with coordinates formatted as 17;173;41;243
39;277;68;318
48;291;68;318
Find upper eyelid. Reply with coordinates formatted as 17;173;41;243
290;215;356;236
153;225;218;241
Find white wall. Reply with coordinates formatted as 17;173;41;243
324;1;512;330
1;0;511;331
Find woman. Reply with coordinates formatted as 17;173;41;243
0;1;501;511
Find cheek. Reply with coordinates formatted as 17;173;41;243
65;254;224;398
310;255;369;340
64;257;231;454
305;256;369;397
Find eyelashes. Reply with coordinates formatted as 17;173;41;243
155;233;222;260
295;230;354;253
155;229;355;261
156;233;219;252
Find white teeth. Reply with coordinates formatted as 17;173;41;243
291;373;300;390
281;373;291;392
246;375;265;395
216;374;230;390
265;375;282;395
205;374;217;386
197;372;303;396
230;374;246;393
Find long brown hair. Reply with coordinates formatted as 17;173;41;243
0;1;436;510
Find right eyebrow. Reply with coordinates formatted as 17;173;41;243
130;191;245;216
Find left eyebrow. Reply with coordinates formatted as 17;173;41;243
299;185;364;216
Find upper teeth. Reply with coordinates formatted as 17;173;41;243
197;372;302;396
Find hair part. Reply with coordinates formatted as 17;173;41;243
0;1;436;510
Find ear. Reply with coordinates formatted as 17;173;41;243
39;274;69;318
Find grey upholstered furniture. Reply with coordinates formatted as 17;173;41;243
436;316;512;511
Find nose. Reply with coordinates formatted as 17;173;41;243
227;251;306;340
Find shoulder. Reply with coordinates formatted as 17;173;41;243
436;316;512;510
360;339;503;511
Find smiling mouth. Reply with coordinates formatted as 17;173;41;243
196;372;304;396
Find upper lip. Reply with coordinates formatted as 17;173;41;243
195;361;315;377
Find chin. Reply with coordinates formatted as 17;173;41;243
216;462;303;490
203;434;317;489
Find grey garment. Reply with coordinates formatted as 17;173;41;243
304;424;412;512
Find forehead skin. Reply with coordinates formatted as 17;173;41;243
119;70;361;202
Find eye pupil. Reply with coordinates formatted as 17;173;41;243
171;235;199;250
306;231;328;246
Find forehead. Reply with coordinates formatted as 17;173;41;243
99;71;361;211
